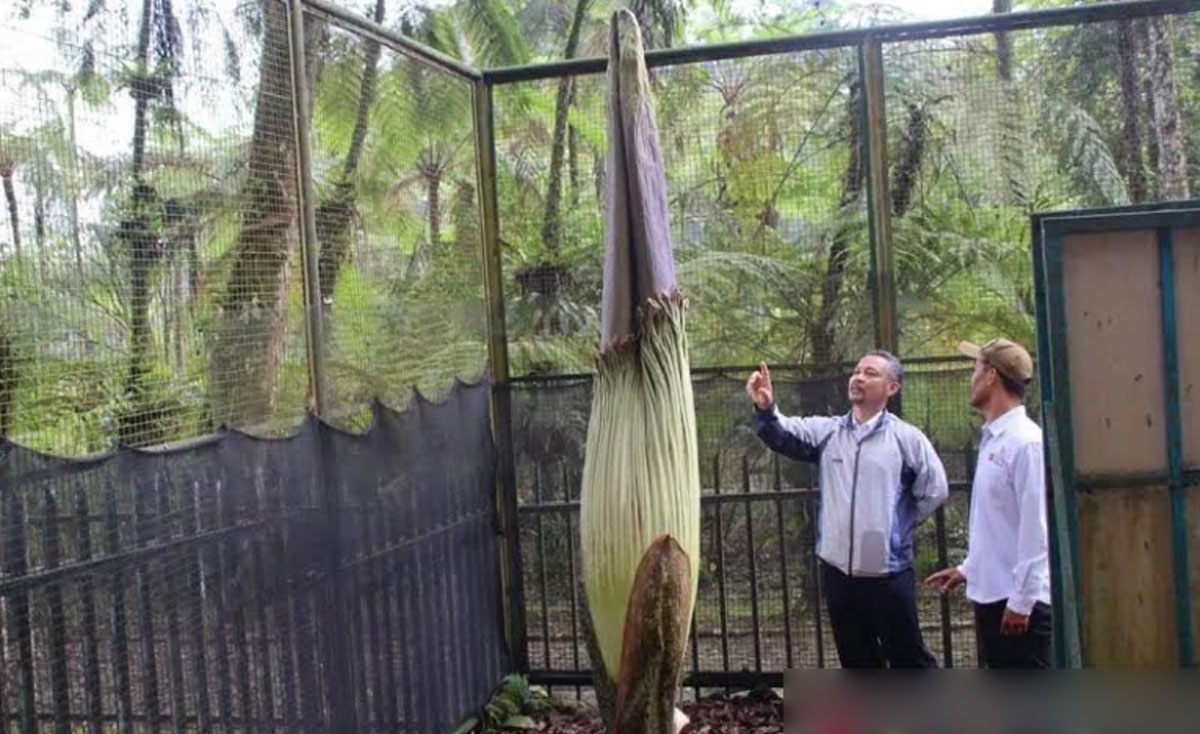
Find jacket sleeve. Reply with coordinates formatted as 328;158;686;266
909;430;949;522
751;405;837;463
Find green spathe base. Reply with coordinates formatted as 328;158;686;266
580;293;700;734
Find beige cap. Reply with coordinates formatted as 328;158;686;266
957;338;1034;383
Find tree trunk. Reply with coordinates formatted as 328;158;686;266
174;261;185;370
427;172;442;246
66;88;85;287
316;0;383;307
993;0;1029;208
1138;20;1159;198
568;80;580;208
808;82;863;366
1;167;19;257
889;101;926;218
209;0;322;429
33;160;47;282
1117;20;1147;203
0;326;13;438
117;0;163;445
993;0;1012;81
540;0;591;257
1145;16;1189;199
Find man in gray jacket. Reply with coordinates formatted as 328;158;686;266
747;351;948;668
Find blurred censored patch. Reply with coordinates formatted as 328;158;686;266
784;669;1200;733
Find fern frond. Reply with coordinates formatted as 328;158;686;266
1043;102;1129;206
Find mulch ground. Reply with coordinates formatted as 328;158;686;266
527;690;783;733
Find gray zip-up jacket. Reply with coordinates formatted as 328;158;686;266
752;405;948;577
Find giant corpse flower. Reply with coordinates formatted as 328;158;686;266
579;9;700;734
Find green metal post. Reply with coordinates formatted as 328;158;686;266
1041;232;1085;667
1156;226;1194;667
288;0;328;417
472;78;529;671
859;39;898;354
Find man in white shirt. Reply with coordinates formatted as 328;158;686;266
925;338;1052;668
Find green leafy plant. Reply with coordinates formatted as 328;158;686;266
482;674;553;731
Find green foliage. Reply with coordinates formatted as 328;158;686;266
482;674;553;732
2;1;1198;454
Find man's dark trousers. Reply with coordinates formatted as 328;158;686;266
973;600;1052;668
821;560;937;668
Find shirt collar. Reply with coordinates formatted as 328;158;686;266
983;404;1026;438
845;409;888;431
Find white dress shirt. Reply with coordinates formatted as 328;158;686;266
957;405;1051;615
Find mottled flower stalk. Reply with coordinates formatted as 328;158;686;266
580;10;700;734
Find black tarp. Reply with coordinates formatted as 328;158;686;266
0;379;508;734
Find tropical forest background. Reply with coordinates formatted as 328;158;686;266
0;0;1197;455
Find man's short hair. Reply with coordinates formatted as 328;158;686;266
864;349;903;384
998;371;1028;400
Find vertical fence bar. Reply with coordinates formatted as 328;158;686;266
42;488;71;734
348;561;369;733
772;455;794;668
75;487;104;734
964;441;984;668
689;615;701;699
4;489;35;734
134;477;163;734
223;481;253;732
296;595;321;734
265;474;296;734
561;464;581;698
207;475;234;734
382;493;406;728
534;465;552;675
934;506;953;668
316;427;357;734
741;456;762;672
370;486;397;729
157;476;186;734
804;465;825;668
859;38;897;354
287;0;327;416
472;75;528;672
712;454;730;681
184;480;212;734
248;478;277;733
0;578;5;734
1157;226;1194;667
362;491;385;733
104;477;134;734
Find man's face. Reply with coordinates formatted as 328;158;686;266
848;355;899;407
968;358;994;408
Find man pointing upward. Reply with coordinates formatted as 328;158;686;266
748;352;948;668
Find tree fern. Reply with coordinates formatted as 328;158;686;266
1042;102;1129;207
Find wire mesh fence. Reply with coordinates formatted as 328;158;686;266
308;9;488;430
0;0;491;453
493;46;875;377
0;0;311;454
